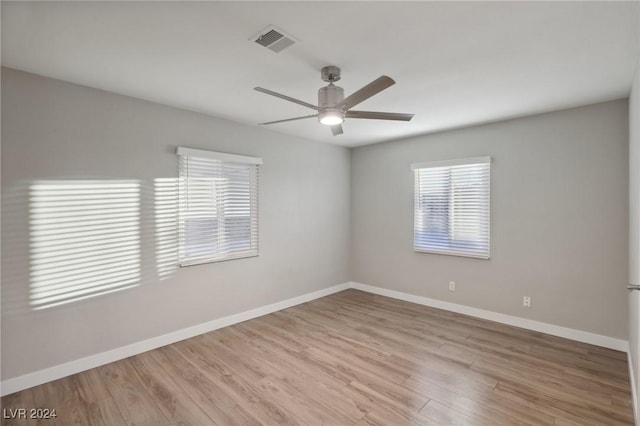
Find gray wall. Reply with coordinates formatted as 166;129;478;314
629;51;640;412
1;68;351;380
351;100;629;339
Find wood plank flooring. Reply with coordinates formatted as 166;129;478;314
1;289;634;425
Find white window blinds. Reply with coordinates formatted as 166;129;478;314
412;157;490;259
177;147;261;266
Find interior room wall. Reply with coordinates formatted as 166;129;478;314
351;100;629;339
629;47;640;415
1;67;351;381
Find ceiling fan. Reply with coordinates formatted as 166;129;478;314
254;66;414;136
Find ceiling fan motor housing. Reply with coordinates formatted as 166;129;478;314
318;84;345;124
318;84;344;110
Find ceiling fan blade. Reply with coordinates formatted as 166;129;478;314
330;124;343;136
259;115;317;125
254;87;318;110
337;76;395;110
346;110;414;121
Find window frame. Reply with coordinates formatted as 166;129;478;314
411;156;491;259
177;147;261;267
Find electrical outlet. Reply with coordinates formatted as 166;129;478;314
523;296;531;308
449;281;456;291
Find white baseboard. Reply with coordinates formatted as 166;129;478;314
348;283;637;422
348;281;628;352
0;282;350;396
1;280;631;399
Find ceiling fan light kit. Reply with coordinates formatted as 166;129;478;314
319;110;344;126
255;66;414;136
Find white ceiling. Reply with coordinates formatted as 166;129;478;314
2;1;639;148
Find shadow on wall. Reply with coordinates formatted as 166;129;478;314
153;178;179;280
1;178;181;316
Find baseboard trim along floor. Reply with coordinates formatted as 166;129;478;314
1;280;631;400
348;282;636;425
1;282;350;396
348;282;628;352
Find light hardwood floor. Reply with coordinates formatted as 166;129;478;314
1;289;634;425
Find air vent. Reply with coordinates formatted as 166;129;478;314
252;25;297;53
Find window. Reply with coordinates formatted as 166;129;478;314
177;147;261;266
412;157;490;259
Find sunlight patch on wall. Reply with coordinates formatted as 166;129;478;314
154;178;179;279
29;180;141;310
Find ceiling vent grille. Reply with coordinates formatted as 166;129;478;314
252;25;297;53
